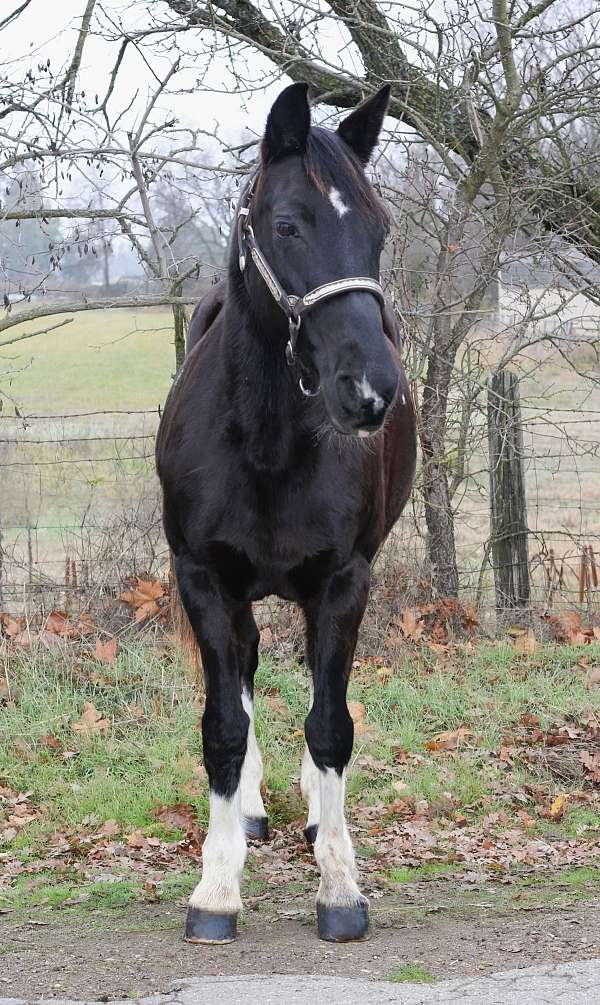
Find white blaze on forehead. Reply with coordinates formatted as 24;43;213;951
329;187;349;217
357;373;385;413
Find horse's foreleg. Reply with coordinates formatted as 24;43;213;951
303;555;370;942
237;607;268;840
175;553;248;945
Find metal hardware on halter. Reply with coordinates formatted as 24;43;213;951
286;312;301;366
299;376;320;397
237;207;250;271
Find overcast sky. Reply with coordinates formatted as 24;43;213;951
1;0;292;144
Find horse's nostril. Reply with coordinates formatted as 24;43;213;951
335;372;361;410
335;370;397;429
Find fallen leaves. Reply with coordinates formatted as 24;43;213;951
580;750;600;784
0;787;39;842
393;599;480;648
119;577;167;623
426;726;472;753
38;733;63;752
0;613;24;638
400;608;424;642
546;610;600;646
348;700;381;741
45;610;95;640
548;793;569;821
95;636;118;665
71;701;110;740
152;802;197;832
511;628;538;655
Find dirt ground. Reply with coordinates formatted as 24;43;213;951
1;879;599;1001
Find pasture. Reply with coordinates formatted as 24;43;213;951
2;306;600;993
2;307;599;624
3;309;174;413
1;639;600;996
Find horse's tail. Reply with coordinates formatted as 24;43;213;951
169;551;201;680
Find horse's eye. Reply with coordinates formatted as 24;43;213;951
275;221;298;238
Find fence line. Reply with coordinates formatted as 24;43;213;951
1;384;599;627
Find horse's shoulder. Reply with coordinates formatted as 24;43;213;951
187;279;227;354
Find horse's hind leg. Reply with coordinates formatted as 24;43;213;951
236;607;268;840
303;555;371;942
301;685;320;846
175;552;248;945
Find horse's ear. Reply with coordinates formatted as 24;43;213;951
262;82;311;162
337;85;391;165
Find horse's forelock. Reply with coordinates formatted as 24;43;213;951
255;127;389;228
304;128;389;227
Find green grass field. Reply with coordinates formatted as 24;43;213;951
2;309;176;413
2;640;600;914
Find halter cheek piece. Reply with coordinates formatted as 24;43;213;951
237;170;385;398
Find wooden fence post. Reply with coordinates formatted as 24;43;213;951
488;370;530;620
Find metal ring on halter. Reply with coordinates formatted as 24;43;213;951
299;377;320;397
285;315;301;366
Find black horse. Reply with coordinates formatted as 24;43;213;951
156;82;416;945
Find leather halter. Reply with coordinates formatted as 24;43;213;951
236;170;385;397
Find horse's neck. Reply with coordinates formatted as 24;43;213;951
224;303;313;471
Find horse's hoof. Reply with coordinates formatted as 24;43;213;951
304;823;318;847
242;815;269;841
184;907;237;944
317;901;370;942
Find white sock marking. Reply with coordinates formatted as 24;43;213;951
301;685;321;829
313;767;363;907
329;187;349;217
189;789;246;913
240;689;267;820
357;372;385;413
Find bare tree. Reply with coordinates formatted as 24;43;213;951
128;0;600;598
3;0;600;600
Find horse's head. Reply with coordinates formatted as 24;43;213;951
246;82;399;437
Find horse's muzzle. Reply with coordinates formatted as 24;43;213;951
332;369;398;435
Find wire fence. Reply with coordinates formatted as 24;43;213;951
1;299;600;637
1;395;599;635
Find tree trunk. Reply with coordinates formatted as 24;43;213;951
420;324;460;599
172;281;187;372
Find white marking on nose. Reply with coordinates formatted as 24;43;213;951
357;373;385;413
401;393;406;406
329;187;349;217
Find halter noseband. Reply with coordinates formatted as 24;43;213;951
237;170;385;397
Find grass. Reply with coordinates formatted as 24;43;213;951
3;309;175;413
389;864;456;884
1;643;206;835
1;639;600;913
386;963;436;984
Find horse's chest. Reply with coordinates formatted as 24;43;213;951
221;468;336;556
197;455;357;598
